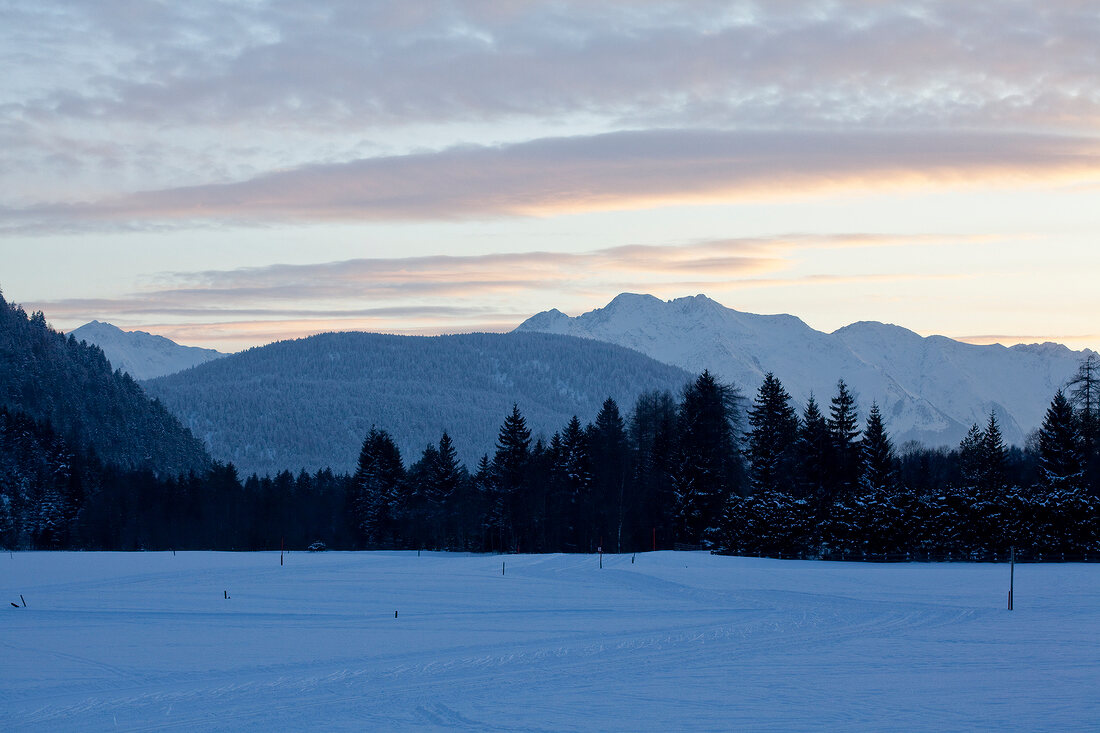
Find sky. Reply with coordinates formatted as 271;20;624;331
1;0;1098;353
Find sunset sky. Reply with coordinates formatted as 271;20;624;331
2;1;1098;352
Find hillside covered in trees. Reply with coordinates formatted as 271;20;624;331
4;361;1097;557
0;291;210;475
143;331;694;475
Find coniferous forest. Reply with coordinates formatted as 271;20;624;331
2;293;1098;558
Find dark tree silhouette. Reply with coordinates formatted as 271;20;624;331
860;402;897;493
1037;390;1083;489
827;379;862;496
745;372;800;494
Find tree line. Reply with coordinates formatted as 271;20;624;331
4;358;1098;556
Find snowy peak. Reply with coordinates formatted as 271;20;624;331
606;292;664;310
833;321;923;342
516;308;571;332
516;293;1091;447
69;321;226;380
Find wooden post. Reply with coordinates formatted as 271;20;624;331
280;537;284;566
1008;546;1015;611
502;561;505;575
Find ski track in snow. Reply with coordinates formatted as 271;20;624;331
2;552;1097;731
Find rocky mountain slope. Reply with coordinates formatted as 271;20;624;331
69;321;225;380
516;293;1092;447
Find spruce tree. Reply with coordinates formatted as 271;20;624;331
434;432;463;502
407;431;466;549
492;404;531;551
745;373;800;494
555;415;592;550
797;395;831;499
590;398;630;552
494;404;531;493
629;389;677;550
860;402;897;492
827;379;861;495
351;427;406;547
406;443;440;547
979;410;1008;493
559;416;592;492
958;423;984;487
672;371;744;544
1037;390;1083;489
471;454;495;550
1067;354;1100;492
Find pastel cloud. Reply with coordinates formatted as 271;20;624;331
3;1;1099;206
5;129;1098;232
9;1;1100;131
35;236;783;313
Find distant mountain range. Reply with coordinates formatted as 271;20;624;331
517;293;1094;447
69;321;225;380
73;293;1093;473
144;331;693;476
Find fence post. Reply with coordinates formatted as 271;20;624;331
1008;546;1014;611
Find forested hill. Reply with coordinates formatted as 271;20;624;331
144;331;694;476
0;292;211;476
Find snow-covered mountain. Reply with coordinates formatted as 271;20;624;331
516;293;1094;447
69;321;225;380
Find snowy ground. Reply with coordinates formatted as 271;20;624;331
2;551;1097;731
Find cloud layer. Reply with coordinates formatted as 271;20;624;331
25;232;985;347
3;1;1099;213
5;129;1098;232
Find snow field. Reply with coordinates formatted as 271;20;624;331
2;551;1098;731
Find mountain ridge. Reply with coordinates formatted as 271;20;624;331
516;293;1093;447
69;320;225;380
